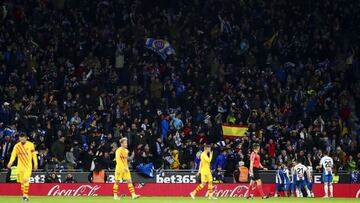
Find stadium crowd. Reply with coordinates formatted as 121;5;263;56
0;0;359;177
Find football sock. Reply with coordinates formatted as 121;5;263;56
208;183;213;197
113;183;118;195
23;182;29;197
21;183;24;196
329;183;333;196
324;183;328;197
246;181;255;196
192;184;204;195
128;183;136;196
257;183;265;197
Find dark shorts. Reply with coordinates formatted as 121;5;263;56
251;168;261;180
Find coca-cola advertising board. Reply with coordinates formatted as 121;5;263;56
0;171;352;183
0;183;359;198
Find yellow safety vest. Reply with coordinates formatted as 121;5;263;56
10;166;18;181
332;175;339;183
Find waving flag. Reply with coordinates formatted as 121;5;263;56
222;124;248;139
136;163;155;178
145;38;175;60
264;32;278;49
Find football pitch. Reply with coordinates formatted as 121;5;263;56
0;196;359;203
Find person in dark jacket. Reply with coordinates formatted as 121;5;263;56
51;136;66;162
45;172;60;183
212;149;227;170
64;174;77;183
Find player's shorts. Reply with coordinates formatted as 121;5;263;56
296;180;305;188
17;169;32;183
251;168;261;180
276;183;283;191
290;182;295;191
306;181;313;191
200;172;213;183
323;174;332;183
276;182;290;191
115;170;131;182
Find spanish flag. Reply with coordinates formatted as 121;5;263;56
222;124;248;139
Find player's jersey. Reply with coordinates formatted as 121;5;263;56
115;147;129;171
250;152;260;168
294;163;308;181
276;168;290;184
290;167;295;183
306;166;313;182
8;141;37;171
320;156;333;176
199;151;212;174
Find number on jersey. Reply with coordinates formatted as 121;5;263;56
324;161;332;168
296;167;304;177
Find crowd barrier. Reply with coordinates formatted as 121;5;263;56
0;183;359;198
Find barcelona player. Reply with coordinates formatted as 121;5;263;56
113;138;140;200
7;134;38;202
190;145;217;200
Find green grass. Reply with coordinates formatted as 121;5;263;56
0;196;359;203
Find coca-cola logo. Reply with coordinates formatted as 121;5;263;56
356;189;360;198
47;185;101;196
206;185;249;197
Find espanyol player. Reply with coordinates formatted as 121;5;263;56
317;152;334;198
275;163;290;197
293;161;311;197
289;163;296;197
305;165;314;197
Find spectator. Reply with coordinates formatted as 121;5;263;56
88;162;107;183
170;149;180;170
66;147;77;169
236;161;249;183
266;139;275;159
64;174;77;183
51;136;66;162
347;155;356;172
277;150;289;164
172;114;184;131
37;147;49;170
161;115;170;141
0;102;11;125
0;0;359;174
335;147;347;167
1;134;14;165
212;149;227;170
296;150;307;165
6;166;18;183
45;173;60;183
213;165;225;183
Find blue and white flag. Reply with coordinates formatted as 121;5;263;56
136;163;155;178
145;38;175;60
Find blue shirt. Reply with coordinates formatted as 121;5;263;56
212;154;226;170
195;157;201;171
161;119;169;138
172;117;183;130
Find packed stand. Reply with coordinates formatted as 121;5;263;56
0;0;359;178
